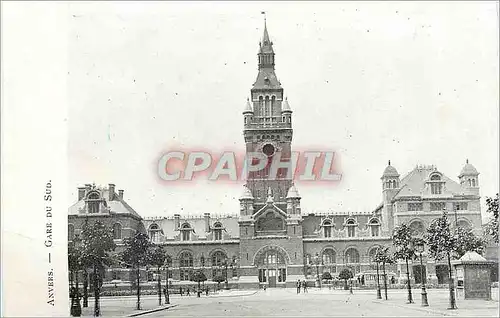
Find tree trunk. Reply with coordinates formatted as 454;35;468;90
83;272;88;308
157;266;162;306
136;267;141;310
406;258;413;303
376;262;382;299
93;264;100;317
75;270;79;299
382;262;388;300
447;252;457;309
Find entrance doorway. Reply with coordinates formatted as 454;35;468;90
256;248;287;287
268;269;276;287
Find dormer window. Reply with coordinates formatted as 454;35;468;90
322;219;333;238
429;173;444;194
346;219;356;237
87;192;101;213
149;224;161;243
181;223;191;241
369;218;380;237
213;222;223;241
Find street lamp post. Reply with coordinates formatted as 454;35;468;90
382;260;388;300
415;240;429;307
314;253;321;289
165;265;170;305
375;251;382;299
224;260;229;290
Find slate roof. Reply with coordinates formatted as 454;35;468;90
68;187;142;219
252;68;282;90
393;166;466;199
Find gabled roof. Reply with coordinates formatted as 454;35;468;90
393;166;468;200
252;69;282;90
68;187;142;219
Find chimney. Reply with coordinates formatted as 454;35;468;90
108;184;115;201
118;189;124;199
204;212;210;232
174;214;180;231
77;187;86;200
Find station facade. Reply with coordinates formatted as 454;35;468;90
68;21;488;289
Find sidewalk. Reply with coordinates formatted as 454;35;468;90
371;289;499;317
80;290;257;317
80;297;174;317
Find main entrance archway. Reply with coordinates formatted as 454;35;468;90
254;246;289;287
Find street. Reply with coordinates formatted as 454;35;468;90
81;288;499;317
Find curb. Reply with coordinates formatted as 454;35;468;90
127;304;178;317
207;290;259;298
372;299;458;317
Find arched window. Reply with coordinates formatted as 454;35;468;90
409;220;425;236
322;249;336;265
457;220;472;230
345;248;360;264
368;247;379;263
264;96;270;117
323;219;333;238
211;251;227;267
271;96;276;116
87;192;100;213
346;219;356;237
179;251;193;281
258;96;264;116
369;218;380;237
112;223;122;240
430;174;441;181
68;224;75;241
181;223;191;241
213;222;223;241
149;224;161;243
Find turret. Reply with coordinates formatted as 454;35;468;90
286;184;301;215
243;98;253;127
459;159;480;195
281;97;292;127
381;160;400;232
239;185;255;216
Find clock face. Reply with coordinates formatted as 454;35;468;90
262;143;276;157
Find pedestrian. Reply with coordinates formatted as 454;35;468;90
205;287;209;296
302;280;308;293
180;287;183;296
296;280;301;294
186;288;191;296
391;276;395;284
163;288;167;301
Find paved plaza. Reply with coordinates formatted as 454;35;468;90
80;288;499;317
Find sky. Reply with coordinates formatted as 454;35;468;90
67;1;499;221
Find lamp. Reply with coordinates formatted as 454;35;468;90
414;238;429;307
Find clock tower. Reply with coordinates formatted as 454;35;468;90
242;18;294;212
238;18;304;289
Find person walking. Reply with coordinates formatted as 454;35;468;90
180;287;183;296
296;280;301;294
186;288;191;296
302;280;308;293
163;288;167;302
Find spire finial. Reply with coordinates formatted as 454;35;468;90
466;158;469;164
388;160;391;166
